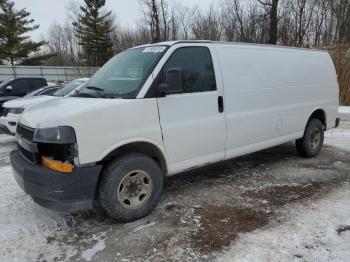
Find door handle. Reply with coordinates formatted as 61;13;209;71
218;96;224;113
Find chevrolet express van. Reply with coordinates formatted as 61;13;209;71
11;41;339;222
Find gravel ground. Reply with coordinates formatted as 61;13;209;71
0;112;349;262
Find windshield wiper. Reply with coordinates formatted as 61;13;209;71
86;86;105;92
81;86;106;98
74;86;125;99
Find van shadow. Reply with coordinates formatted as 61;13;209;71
48;142;350;260
61;142;298;228
62;141;349;229
165;142;298;191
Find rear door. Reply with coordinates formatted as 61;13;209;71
156;46;226;173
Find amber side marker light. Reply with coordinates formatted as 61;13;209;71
41;156;74;173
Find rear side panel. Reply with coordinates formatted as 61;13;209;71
215;44;339;159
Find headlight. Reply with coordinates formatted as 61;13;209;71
7;108;24;114
33;126;76;144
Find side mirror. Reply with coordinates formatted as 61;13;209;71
158;68;183;96
6;86;13;92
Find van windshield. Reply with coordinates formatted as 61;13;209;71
53;80;86;97
75;46;167;99
24;87;45;97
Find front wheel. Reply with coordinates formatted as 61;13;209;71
296;119;324;158
98;153;164;222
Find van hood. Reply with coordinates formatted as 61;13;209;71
3;96;56;109
19;97;131;129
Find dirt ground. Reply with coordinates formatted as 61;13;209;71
0;113;349;262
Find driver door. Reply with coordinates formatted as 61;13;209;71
156;46;226;173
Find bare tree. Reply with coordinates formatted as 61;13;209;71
44;21;80;66
192;4;222;41
329;0;350;44
177;4;197;40
290;0;318;46
160;0;168;40
140;0;161;43
221;0;247;42
257;0;280;44
112;23;152;53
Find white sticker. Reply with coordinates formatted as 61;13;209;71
143;46;166;53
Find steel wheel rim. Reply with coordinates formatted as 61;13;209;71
117;170;153;210
310;127;321;149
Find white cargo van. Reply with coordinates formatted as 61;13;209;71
11;41;339;222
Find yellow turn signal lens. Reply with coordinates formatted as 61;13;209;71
41;156;74;173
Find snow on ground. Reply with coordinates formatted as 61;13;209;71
80;233;107;262
218;186;350;262
339;106;350;114
0;108;348;261
0;159;76;261
0;135;78;261
325;127;350;152
218;110;350;262
325;110;350;152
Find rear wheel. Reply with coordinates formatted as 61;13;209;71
296;119;324;158
98;153;164;222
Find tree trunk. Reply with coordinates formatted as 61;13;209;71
151;0;161;43
160;0;167;41
269;0;279;45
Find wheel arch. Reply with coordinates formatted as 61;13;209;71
308;108;327;130
99;140;169;175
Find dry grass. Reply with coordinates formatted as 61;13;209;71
330;43;350;106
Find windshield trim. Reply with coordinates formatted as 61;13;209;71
133;45;170;99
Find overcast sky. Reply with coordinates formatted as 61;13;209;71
14;0;216;41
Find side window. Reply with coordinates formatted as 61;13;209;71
31;79;45;89
41;88;58;95
12;79;29;93
161;47;217;94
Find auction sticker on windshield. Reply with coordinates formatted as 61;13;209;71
143;46;166;53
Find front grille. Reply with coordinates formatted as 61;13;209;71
17;123;35;141
16;123;37;164
18;143;38;163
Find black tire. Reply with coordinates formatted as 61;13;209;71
296;119;324;158
98;153;164;222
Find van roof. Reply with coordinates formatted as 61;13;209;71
143;40;327;53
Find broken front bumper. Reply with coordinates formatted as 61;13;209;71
10;150;102;212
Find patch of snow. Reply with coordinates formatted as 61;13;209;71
132;222;156;232
0;163;75;261
81;233;107;261
339;106;350;114
0;135;15;153
217;186;350;262
0;134;15;142
0;139;78;261
325;127;350;152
